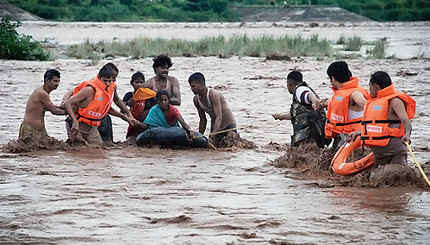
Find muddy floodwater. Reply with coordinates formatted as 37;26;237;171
1;22;430;244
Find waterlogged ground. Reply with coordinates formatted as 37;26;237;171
1;21;430;244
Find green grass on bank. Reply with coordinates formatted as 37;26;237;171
67;34;334;61
66;34;389;62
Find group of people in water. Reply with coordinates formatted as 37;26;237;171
20;56;416;173
20;55;237;149
273;61;415;170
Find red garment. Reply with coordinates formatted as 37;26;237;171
165;105;181;126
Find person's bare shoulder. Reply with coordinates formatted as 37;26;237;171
143;77;155;89
168;76;180;84
32;87;49;102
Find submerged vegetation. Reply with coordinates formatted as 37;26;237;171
6;0;430;22
66;34;387;62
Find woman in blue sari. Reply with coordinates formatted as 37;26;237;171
136;90;212;148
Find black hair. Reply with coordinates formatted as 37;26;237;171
130;71;145;85
370;71;392;89
98;66;114;79
103;62;119;73
152;55;173;73
287;71;303;84
188;72;206;86
327;61;352;83
44;69;60;82
156;90;170;101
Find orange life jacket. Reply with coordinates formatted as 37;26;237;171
325;77;370;138
360;84;415;147
73;76;116;127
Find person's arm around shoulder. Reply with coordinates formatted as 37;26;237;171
193;96;207;134
391;97;412;144
39;90;66;115
169;76;181;106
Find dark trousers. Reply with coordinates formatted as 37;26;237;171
98;115;113;142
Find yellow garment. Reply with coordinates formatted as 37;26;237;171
133;88;156;101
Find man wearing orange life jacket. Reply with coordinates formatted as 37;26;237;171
64;66;136;145
348;71;416;166
313;61;370;149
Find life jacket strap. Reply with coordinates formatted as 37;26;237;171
361;119;401;125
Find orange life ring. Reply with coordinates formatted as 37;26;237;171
331;137;374;175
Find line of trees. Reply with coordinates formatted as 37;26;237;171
6;0;430;22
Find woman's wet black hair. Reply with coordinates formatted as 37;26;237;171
156;90;170;101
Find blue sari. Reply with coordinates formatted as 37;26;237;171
143;104;179;129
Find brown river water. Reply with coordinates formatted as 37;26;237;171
1;22;430;244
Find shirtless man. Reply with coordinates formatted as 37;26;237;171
144;55;181;106
188;72;236;147
20;69;66;140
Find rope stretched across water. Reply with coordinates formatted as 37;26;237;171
406;142;430;187
186;124;253;141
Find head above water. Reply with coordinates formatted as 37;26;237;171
188;72;206;86
188;72;206;95
286;70;303;94
103;62;119;80
44;69;60;83
130;71;145;91
156;90;170;111
98;66;114;87
369;71;392;98
152;55;173;73
327;61;352;84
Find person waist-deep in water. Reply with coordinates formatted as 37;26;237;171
313;61;370;150
20;69;66;141
347;71;417;183
188;72;237;148
272;70;328;148
63;66;136;145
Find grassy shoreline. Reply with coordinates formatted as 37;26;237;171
66;34;387;63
